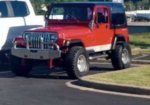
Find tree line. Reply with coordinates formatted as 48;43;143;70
124;0;150;11
30;0;88;15
30;0;150;14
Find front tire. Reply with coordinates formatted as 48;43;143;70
65;46;89;79
10;55;33;76
111;42;131;70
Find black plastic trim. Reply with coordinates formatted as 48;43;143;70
112;35;125;49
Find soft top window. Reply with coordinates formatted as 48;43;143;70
112;5;126;26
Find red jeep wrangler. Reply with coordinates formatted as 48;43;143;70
10;2;131;79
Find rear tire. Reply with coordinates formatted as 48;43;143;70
111;42;131;70
10;55;33;76
65;46;89;79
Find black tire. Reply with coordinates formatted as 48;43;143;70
111;42;131;70
65;46;89;79
10;55;33;76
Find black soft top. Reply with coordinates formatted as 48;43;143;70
52;2;127;29
52;2;124;10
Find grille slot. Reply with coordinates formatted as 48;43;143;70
24;33;52;49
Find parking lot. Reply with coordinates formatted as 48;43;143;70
0;62;150;105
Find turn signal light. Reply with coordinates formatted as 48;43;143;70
13;36;25;47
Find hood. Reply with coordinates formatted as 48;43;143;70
26;25;92;38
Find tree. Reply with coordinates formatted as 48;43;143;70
30;0;45;14
31;0;88;15
136;0;150;10
124;1;135;11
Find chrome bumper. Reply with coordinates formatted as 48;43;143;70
11;39;61;60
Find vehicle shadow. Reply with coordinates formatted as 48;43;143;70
0;63;115;80
0;64;10;72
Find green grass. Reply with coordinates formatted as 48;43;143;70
130;33;150;55
88;66;150;88
132;49;150;55
130;33;150;48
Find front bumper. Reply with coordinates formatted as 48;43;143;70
11;40;61;60
11;48;61;60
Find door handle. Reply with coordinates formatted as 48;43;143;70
95;24;99;28
106;25;108;29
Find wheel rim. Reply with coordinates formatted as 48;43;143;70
77;55;87;72
122;49;130;64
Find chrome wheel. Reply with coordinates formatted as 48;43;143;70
122;49;130;64
77;55;87;72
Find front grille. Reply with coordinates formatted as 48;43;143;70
23;32;52;49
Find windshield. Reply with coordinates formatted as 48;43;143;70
49;6;93;21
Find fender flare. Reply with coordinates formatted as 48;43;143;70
112;35;126;50
66;39;85;48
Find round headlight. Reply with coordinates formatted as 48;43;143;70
50;34;58;42
24;32;32;36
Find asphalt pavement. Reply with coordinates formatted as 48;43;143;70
0;63;150;105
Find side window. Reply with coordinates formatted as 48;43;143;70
0;1;8;18
97;8;108;24
11;1;29;17
112;6;126;25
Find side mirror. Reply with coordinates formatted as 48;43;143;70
89;20;94;30
44;14;48;20
44;14;49;27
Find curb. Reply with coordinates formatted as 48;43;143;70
131;60;150;64
90;59;150;64
74;77;150;95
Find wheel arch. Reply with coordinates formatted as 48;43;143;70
112;35;126;50
66;39;85;48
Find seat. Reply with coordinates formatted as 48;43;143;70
97;13;105;23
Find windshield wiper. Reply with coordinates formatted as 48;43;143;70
67;13;79;22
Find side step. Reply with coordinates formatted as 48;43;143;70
89;53;108;60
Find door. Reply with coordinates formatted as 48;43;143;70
93;6;113;52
